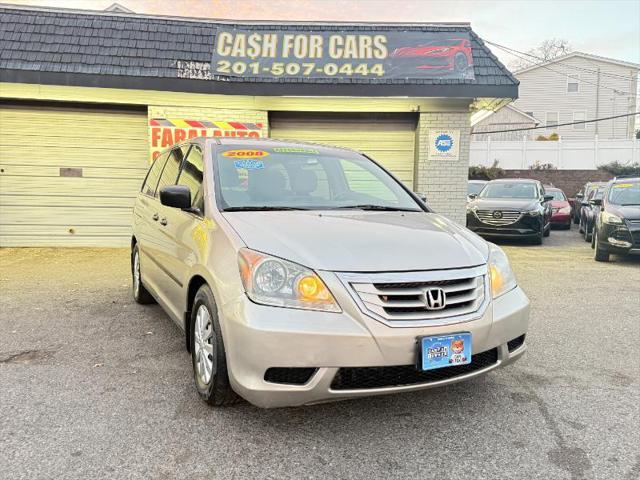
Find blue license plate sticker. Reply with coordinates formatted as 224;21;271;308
421;333;472;371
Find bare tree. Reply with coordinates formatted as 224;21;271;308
509;39;572;71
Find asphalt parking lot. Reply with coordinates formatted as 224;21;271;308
1;228;638;480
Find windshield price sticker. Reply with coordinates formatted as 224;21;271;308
222;150;270;158
234;159;264;170
272;147;320;154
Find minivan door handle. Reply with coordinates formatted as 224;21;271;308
152;213;159;221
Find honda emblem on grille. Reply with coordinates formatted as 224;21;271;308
424;288;446;310
492;211;503;219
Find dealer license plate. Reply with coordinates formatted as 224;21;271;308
420;333;472;371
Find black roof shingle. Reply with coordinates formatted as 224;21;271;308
0;6;518;98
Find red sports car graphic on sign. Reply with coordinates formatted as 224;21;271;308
390;38;473;73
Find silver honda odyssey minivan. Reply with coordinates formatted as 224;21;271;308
131;137;529;408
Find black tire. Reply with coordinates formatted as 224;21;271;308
132;244;155;304
573;213;580;225
543;223;550;237
584;224;592;242
531;225;543;245
593;230;610;262
190;284;240;407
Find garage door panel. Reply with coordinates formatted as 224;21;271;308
0;236;130;247
0;176;143;196
270;114;416;190
0;224;132;236
0;164;148;180
0;206;133;226
0;194;135;209
0;104;148;247
0;146;149;169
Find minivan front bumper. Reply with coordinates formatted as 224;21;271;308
219;273;530;408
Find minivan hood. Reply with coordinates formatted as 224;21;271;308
222;211;488;272
468;198;538;211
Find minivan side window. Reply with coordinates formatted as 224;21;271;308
177;145;205;214
142;151;170;197
155;148;183;197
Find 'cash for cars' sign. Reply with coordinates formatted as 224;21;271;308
428;130;461;161
212;28;474;81
149;119;263;160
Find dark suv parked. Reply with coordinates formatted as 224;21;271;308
573;182;607;224
579;185;605;241
466;179;553;244
591;177;640;262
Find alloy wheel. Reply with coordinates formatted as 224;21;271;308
133;251;140;298
194;305;214;385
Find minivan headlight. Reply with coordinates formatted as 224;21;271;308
488;243;517;299
238;248;341;312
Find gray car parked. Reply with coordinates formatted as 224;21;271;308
131;137;530;408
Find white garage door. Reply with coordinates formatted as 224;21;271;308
0;104;149;247
269;113;417;189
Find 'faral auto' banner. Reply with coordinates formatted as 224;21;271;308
149;119;263;160
212;29;474;81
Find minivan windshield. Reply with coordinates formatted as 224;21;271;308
213;145;422;212
608;181;640;206
479;182;538;199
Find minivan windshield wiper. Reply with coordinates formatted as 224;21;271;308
222;206;311;212
330;204;421;212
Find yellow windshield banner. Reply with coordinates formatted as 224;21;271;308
222;150;270;158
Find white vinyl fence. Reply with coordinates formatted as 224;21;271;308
470;137;640;170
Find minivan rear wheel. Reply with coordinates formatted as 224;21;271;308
132;244;155;304
191;285;239;406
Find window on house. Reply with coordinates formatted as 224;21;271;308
573;111;586;130
546;112;559;128
567;75;579;93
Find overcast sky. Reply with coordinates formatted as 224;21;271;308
5;0;640;67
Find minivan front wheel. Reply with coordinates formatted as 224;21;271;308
191;285;239;406
132;245;155;304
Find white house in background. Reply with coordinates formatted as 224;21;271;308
471;104;539;140
474;52;639;140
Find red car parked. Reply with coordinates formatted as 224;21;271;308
547;188;572;229
391;38;473;73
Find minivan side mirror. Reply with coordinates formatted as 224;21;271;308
160;185;191;210
468;193;478;200
590;198;602;206
543;194;554;202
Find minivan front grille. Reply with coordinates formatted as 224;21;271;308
330;348;498;390
264;367;317;385
339;266;488;326
475;209;521;226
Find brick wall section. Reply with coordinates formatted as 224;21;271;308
416;112;471;224
504;169;615;197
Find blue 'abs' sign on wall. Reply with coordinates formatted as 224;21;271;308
435;133;454;152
